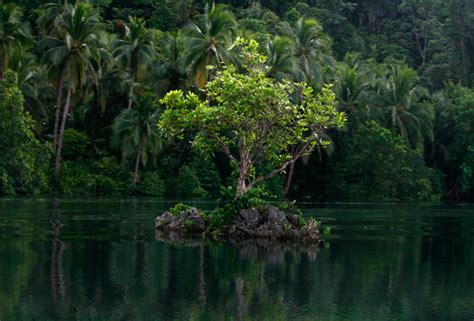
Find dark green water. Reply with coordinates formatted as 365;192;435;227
0;199;473;321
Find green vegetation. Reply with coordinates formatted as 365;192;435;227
0;0;473;202
329;121;441;202
0;71;50;195
160;39;345;196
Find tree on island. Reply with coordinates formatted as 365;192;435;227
160;39;346;197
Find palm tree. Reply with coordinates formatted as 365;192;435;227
11;52;53;131
37;2;68;156
333;57;376;128
40;2;103;178
282;18;333;84
182;3;237;88
113;17;155;111
112;95;162;185
375;66;434;149
428;86;452;166
0;3;31;79
82;32;123;146
265;35;297;81
36;1;68;36
153;32;187;94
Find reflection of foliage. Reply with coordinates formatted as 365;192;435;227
0;241;37;320
1;200;474;320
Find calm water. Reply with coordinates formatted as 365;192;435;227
0;199;473;321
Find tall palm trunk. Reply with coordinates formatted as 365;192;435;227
133;147;142;185
127;70;136;111
53;71;65;151
54;84;72;179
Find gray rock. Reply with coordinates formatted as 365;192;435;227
267;207;288;224
155;212;175;229
238;208;260;228
155;207;206;233
155;206;321;244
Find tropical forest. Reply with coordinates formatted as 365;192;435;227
0;1;474;320
1;0;473;202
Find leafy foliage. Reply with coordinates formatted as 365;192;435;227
329;121;441;202
112;95;162;185
0;71;50;195
175;165;208;197
0;0;473;202
137;171;165;196
182;3;237;88
161;39;345;196
59;160;124;196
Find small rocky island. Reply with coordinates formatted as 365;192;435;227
155;205;321;244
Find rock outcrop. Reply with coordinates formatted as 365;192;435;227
155;206;321;244
155;207;206;233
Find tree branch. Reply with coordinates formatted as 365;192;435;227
247;140;313;190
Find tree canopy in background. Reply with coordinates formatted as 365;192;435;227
0;0;472;202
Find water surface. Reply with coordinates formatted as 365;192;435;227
0;199;473;320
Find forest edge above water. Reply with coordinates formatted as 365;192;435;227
0;0;473;204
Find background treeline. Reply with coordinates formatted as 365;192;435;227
0;0;473;202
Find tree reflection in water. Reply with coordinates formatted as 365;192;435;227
0;201;473;320
50;198;66;315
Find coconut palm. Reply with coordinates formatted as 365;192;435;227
36;1;68;36
182;3;237;88
10;52;53;131
81;33;124;147
428;87;452;166
113;17;156;111
112;95;162;185
82;32;118;110
39;2;104;178
282;18;333;84
265;35;298;81
0;3;31;78
333;57;378;129
37;1;71;155
153;32;187;94
375;66;435;149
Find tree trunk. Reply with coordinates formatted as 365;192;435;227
127;71;136;111
53;71;65;151
236;173;247;197
236;158;249;197
0;55;4;80
54;85;72;179
132;147;142;185
283;160;296;195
